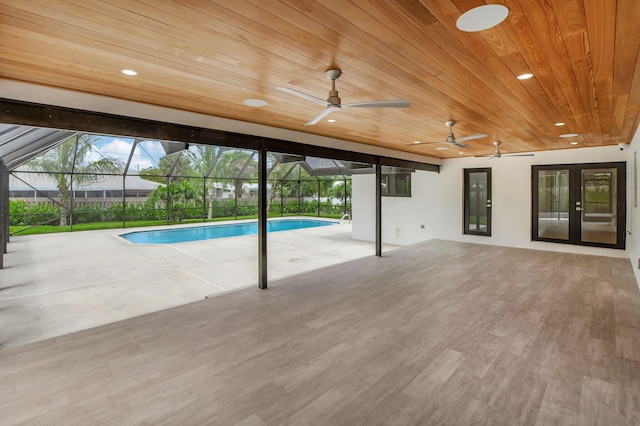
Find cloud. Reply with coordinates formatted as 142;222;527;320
92;138;164;172
99;138;134;156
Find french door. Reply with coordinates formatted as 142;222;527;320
464;168;491;236
532;162;626;249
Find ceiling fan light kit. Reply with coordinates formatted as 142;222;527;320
483;141;535;159
407;120;487;149
277;68;412;126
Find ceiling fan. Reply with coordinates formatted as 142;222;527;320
407;120;486;149
482;141;535;159
276;69;412;126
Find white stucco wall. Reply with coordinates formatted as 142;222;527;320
351;173;376;242
353;138;636;264
627;129;640;287
352;170;439;245
434;144;630;259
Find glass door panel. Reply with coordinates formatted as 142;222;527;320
464;168;491;236
532;162;626;249
537;169;570;240
581;168;617;245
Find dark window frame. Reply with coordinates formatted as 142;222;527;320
531;162;626;249
463;168;492;236
381;173;411;197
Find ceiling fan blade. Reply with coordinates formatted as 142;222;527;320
305;106;340;126
406;141;441;146
407;140;468;148
456;133;487;142
343;100;412;108
477;153;535;158
276;86;330;107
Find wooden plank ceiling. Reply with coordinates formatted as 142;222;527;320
0;0;639;159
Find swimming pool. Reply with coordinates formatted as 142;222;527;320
120;218;338;244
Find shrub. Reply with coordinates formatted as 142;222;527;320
9;200;60;226
73;204;104;224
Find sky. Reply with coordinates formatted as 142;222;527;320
89;136;165;172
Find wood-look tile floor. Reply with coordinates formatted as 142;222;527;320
1;240;639;425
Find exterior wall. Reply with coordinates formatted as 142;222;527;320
628;128;640;288
435;144;629;259
351;173;375;242
352;171;439;245
353;137;637;273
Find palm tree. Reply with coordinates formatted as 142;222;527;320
187;145;221;219
212;150;257;198
28;134;123;226
267;161;318;214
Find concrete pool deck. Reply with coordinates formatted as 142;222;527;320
0;219;398;349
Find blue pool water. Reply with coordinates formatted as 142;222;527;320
120;219;337;244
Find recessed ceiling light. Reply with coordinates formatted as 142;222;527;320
412;141;421;144
560;133;579;138
458;152;465;155
517;73;534;80
456;5;509;32
554;122;565;126
327;119;336;123
570;141;578;145
243;98;268;107
435;147;448;151
121;69;137;76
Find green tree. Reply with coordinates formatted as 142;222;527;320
267;163;321;214
326;179;351;202
212;150;257;199
27;134;123;226
148;180;198;222
188;145;221;219
139;167;165;184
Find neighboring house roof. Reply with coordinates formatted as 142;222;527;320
9;172;164;192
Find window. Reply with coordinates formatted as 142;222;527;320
9;190;35;198
381;173;411;197
464;168;491;236
87;190;104;198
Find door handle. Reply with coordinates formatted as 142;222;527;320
575;207;583;211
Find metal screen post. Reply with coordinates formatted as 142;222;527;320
69;176;74;232
202;178;207;222
343;178;347;216
122;139;139;229
122;176;126;228
317;179;321;217
375;160;382;257
0;162;6;267
234;178;238;220
166;176;170;224
258;146;268;289
297;168;301;215
280;181;284;217
69;136;81;232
